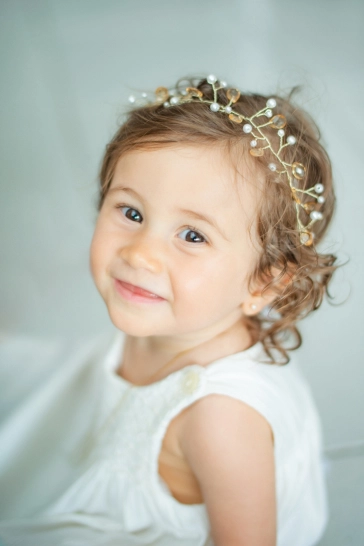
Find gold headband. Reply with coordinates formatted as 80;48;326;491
128;75;325;247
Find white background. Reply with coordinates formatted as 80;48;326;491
1;1;363;543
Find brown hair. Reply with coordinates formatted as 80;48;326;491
97;77;338;365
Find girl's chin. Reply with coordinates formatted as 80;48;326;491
107;311;165;338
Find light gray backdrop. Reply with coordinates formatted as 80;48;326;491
1;1;363;544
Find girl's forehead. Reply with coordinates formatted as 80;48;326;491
112;144;260;210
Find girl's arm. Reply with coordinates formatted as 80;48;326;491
180;394;276;546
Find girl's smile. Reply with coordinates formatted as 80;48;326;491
114;278;166;303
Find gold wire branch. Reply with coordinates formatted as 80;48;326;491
128;76;326;246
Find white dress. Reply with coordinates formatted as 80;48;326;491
0;329;328;546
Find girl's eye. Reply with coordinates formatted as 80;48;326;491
179;228;206;244
120;206;143;223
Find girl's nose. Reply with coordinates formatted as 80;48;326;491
119;234;165;274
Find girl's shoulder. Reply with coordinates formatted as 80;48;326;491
200;342;315;413
189;343;322;458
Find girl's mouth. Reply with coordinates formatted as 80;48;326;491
114;279;165;303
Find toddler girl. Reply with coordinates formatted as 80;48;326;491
0;75;337;546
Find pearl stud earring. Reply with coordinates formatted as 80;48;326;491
250;304;257;311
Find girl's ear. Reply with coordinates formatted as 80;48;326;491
241;267;294;316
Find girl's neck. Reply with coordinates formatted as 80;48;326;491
117;320;254;386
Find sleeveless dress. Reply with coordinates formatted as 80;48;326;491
0;330;328;546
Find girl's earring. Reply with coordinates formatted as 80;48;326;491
250;304;257;311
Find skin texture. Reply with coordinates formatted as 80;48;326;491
90;144;277;545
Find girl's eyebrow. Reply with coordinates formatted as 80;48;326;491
108;186;140;198
109;185;228;240
178;209;229;240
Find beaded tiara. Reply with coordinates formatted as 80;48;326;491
128;75;325;247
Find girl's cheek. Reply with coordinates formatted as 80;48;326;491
89;243;99;283
89;230;106;280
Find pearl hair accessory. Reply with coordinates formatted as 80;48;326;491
128;76;326;247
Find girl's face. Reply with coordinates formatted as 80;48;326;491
90;144;261;342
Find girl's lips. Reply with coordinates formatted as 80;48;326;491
114;279;165;303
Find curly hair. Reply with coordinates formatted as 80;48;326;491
96;77;338;365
